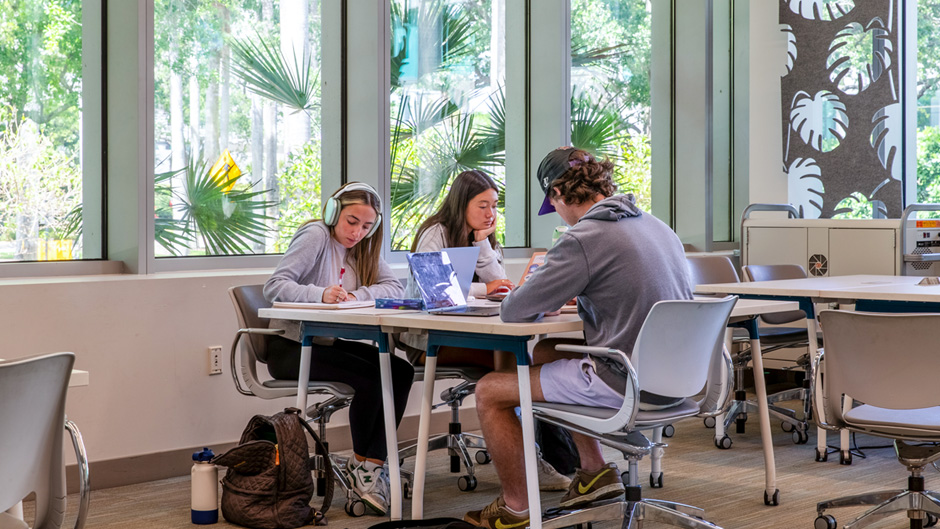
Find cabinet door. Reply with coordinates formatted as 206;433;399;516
828;229;896;275
745;227;807;267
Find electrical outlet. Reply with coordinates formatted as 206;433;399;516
208;346;223;375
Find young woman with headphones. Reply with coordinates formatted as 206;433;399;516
263;182;412;516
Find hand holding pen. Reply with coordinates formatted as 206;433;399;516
322;267;349;304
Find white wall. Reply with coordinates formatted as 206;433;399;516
747;1;788;205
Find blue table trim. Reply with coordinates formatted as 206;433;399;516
300;321;390;352
854;299;940;313
425;330;533;365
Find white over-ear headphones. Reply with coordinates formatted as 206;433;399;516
322;182;383;238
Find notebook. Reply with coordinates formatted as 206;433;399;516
518;251;547;285
406;251;500;317
272;300;375;310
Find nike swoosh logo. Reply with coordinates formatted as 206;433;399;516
578;468;611;494
495;518;530;529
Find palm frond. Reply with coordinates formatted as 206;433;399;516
570;95;624;160
231;33;317;113
571;43;630;69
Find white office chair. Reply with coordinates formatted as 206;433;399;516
0;352;89;529
812;310;940;529
532;296;737;529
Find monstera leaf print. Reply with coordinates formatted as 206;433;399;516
786;0;854;21
786;158;825;219
827;19;892;95
790;90;848;153
833;192;883;219
871;103;902;181
782;25;797;76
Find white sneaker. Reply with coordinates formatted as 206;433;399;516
348;460;390;515
537;457;572;491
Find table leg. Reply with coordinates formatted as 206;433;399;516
295;338;313;413
517;364;542;529
750;333;779;505
804;318;829;461
378;349;402;520
412;348;438;520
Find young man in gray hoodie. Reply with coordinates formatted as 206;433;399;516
464;147;693;529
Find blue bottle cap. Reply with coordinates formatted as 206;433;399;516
192;447;214;462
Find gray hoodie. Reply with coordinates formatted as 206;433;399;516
500;195;692;390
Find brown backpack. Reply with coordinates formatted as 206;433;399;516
213;408;332;528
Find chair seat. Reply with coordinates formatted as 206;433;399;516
534;398;701;424
534;401;620;420
262;379;355;398
844;404;940;437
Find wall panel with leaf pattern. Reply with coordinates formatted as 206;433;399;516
781;0;901;218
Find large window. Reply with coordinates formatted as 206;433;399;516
0;1;89;262
917;0;940;205
569;0;652;212
388;0;507;251
153;0;321;257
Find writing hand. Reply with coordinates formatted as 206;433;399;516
322;285;349;304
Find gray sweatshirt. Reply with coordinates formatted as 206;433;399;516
264;221;404;341
500;195;692;390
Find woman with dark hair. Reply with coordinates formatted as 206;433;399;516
263;182;413;517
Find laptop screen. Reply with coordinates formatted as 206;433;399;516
406;251;468;310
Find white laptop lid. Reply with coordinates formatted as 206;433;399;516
441;246;480;301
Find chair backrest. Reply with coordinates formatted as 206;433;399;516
686;255;740;293
632;296;737;399
742;264;807;324
819;310;940;418
0;352;74;528
229;285;273;364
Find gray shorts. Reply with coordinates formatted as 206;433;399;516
539;356;682;411
539;356;626;409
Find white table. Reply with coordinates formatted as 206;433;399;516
697;274;940;467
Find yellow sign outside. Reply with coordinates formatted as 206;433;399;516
209;150;242;193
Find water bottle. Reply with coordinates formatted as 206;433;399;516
191;448;218;524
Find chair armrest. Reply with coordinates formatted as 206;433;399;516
555;344;622;358
230;328;285;396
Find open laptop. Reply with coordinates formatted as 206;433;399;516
406;250;500;317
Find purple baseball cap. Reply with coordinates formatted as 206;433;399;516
536;147;590;215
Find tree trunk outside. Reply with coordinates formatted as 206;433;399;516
280;0;310;155
251;92;265;252
189;64;200;162
263;0;279;250
205;50;221;165
220;4;231;154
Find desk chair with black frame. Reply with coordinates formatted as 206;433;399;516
812;310;940;529
228;285;369;516
739;264;820;445
532;296;736;529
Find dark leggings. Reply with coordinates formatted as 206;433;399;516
267;337;414;461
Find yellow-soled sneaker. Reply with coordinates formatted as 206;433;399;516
559;462;625;508
464;496;530;529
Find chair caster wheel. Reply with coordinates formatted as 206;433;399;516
763;489;779;506
781;421;795;433
839;451;852;465
715;435;732;449
475;450;491;464
345;500;366;517
662;424;675;438
458;475;477;491
814;514;836;529
792;430;808;444
703;416;716;428
650;473;663;488
620;470;630;485
815;448;828;462
926;512;939;527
